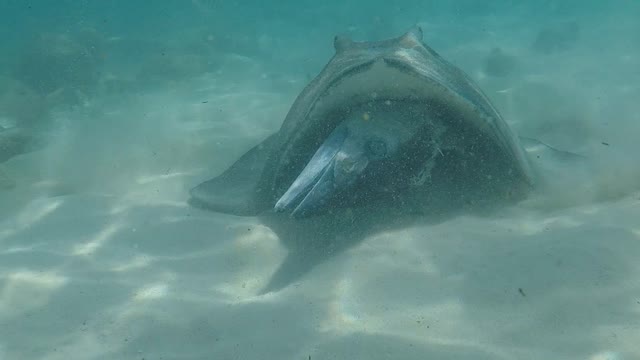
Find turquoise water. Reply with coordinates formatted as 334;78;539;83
1;1;639;359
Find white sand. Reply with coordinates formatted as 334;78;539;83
1;16;640;360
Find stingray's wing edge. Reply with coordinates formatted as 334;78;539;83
188;133;279;216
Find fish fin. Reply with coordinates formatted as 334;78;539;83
188;133;278;216
258;251;313;294
519;136;586;161
333;34;354;53
399;25;424;47
519;136;592;192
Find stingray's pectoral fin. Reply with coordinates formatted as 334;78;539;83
518;135;590;191
274;126;368;218
188;134;278;216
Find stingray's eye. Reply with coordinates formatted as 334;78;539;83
366;138;387;158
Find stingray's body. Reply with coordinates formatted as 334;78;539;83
189;26;559;293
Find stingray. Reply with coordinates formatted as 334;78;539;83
188;26;581;293
0;126;45;189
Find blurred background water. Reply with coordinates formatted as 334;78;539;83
0;1;639;359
